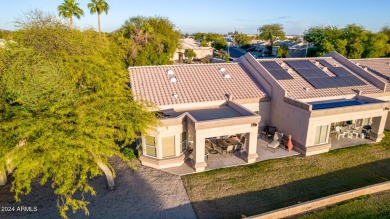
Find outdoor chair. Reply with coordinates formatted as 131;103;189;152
267;126;277;140
267;132;283;152
226;145;234;155
351;127;361;138
335;126;348;140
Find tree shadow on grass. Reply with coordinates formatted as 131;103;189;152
192;158;390;219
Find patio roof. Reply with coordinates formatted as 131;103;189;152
160;101;256;122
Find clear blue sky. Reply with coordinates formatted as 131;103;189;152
1;0;389;35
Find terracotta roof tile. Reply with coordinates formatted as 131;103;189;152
350;58;390;92
257;57;383;100
129;63;267;106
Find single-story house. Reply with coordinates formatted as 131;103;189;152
129;52;390;172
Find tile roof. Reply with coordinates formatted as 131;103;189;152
350;58;390;92
257;57;383;100
129;63;267;107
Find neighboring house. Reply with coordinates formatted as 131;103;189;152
173;38;213;62
129;52;390;172
252;40;309;58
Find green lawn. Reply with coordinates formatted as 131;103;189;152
298;190;390;219
181;132;390;219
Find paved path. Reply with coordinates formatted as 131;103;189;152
0;157;196;219
228;47;246;58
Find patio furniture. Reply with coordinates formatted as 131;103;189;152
351;127;362;138
267;132;283;152
335;126;348;140
363;125;371;138
226;145;234;155
259;128;267;139
266;126;277;140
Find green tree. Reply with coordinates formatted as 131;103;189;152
363;32;389;58
234;33;251;48
343;24;367;58
277;44;288;58
57;0;84;27
87;0;110;36
117;16;180;66
184;48;196;63
258;24;285;55
200;40;208;47
0;11;156;218
141;21;153;44
380;25;390;56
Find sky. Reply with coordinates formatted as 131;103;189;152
1;0;390;35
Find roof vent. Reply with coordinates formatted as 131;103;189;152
170;76;177;83
356;63;360;66
219;67;226;72
167;69;174;75
322;67;328;71
314;61;319;65
363;67;368;71
387;62;390;66
223;73;231;79
304;87;310;92
172;94;178;98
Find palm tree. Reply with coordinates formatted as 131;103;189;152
57;0;84;27
88;0;110;36
141;22;154;44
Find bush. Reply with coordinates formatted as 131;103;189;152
121;148;137;160
199;57;211;63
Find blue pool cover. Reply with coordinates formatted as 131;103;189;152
312;100;368;110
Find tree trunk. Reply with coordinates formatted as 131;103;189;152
70;16;73;28
0;171;6;186
96;161;115;190
98;14;101;37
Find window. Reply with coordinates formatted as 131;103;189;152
314;125;329;145
362;118;370;126
162;136;175;158
145;135;156;157
181;132;187;153
356;119;363;127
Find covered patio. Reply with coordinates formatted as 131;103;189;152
161;138;300;175
329;135;374;150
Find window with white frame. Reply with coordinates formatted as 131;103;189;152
181;132;187;153
145;135;156;157
314;125;329;145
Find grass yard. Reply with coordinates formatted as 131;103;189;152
298;190;390;219
181;132;390;219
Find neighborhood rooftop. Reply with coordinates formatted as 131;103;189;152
257;57;383;100
350;58;390;91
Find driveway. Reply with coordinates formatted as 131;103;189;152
0;157;196;219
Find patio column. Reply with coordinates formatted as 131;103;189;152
193;133;207;172
244;127;259;163
370;113;387;142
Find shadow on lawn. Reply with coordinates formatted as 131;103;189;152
192;158;390;219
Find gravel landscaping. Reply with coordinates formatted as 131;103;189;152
0;157;196;219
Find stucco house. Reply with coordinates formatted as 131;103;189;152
172;38;213;62
129;52;390;172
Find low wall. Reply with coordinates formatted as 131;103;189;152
247;181;390;219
